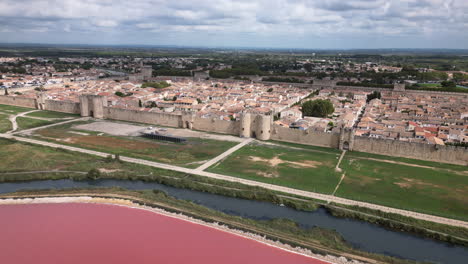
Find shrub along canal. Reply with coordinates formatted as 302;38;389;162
0;179;467;263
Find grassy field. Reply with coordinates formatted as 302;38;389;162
0;104;34;115
0;137;184;178
16;116;57;131
337;154;468;221
208;142;342;194
26;110;79;119
0;114;12;133
208;140;468;220
29;121;238;168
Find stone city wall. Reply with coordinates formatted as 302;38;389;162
0;95;36;109
270;125;340;148
192;116;240;136
353;136;468;165
44;100;80;114
103;107;182;128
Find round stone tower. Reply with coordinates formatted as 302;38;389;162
255;114;271;141
240;113;251;138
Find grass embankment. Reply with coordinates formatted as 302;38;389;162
29;121;238;168
208;142;342;194
338;152;468;221
26;110;79;119
1;138;467;246
0;188;420;264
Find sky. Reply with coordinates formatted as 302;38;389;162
0;0;467;49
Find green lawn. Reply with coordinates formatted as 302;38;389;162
345;150;468;172
26;110;79;119
0;137;186;179
417;83;440;88
29;121;238;168
16;117;57;131
336;155;468;221
208;142;342;194
0;104;34;115
0;114;12;133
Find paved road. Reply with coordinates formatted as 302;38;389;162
195;138;253;171
1;133;467;229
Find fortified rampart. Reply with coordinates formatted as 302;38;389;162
0;95;36;109
44;100;80;114
0;94;466;165
353;137;468;165
270;125;340;148
104;107;182;128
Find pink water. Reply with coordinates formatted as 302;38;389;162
0;203;328;264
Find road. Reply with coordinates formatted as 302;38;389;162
195;138;253;171
1;132;467;229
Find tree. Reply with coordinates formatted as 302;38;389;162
267;88;273;92
366;91;381;102
301;99;335;118
441;80;456;88
138;99;143;107
87;168;101;180
4;88;8;95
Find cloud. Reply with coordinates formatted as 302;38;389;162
93;20;118;27
0;0;466;48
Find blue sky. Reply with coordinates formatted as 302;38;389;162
0;0;467;49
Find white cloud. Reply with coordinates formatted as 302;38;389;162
0;0;466;48
93;19;118;27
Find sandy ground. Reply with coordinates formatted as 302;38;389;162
0;196;362;264
73;120;244;142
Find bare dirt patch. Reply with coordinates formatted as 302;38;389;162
256;171;278;178
249;156;322;168
395;178;441;189
98;168;122;174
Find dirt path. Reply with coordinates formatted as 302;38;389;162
6;110;40;133
335;150;346;172
1;133;467;229
195;138;254;171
